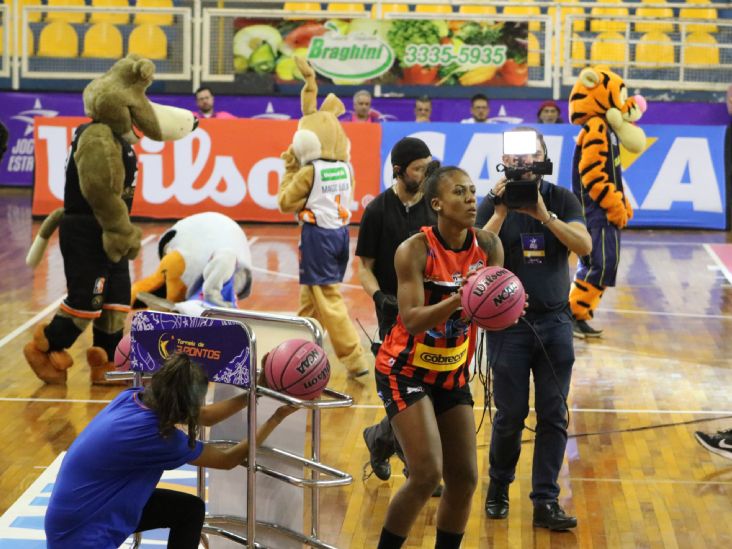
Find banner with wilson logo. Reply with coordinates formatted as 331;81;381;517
32;117;381;222
232;17;528;88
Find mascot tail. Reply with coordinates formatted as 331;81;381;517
26;208;65;268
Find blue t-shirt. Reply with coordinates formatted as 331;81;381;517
45;388;204;548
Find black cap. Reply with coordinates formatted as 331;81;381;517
391;137;431;174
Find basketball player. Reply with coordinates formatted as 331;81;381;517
357;137;435;484
375;162;503;549
45;353;295;548
476;127;591;530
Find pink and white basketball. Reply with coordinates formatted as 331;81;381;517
264;339;330;400
462;266;526;331
114;334;132;371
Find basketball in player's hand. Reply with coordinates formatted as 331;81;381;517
462;266;526;330
264;339;330;400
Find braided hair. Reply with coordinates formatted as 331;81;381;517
141;353;209;448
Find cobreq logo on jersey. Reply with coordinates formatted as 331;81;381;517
157;332;222;360
413;340;470;372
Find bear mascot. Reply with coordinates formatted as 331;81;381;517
276;56;370;378
24;54;197;384
568;65;647;337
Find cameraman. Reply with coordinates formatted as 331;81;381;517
475;127;591;530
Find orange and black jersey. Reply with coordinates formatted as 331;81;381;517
375;226;488;390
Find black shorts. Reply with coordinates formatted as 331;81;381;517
375;368;474;420
59;215;131;318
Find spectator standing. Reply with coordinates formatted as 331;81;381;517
352;90;381;122
194;87;236;119
537;100;563;123
460;93;491;123
414;96;432;122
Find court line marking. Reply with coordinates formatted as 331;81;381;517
600;307;732;320
703;243;732;286
1;396;730;417
249;265;362;290
623;240;716;247
0;234;158;351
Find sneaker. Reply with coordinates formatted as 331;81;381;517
694;429;732;460
363;428;391;481
402;467;443;497
573;319;603;339
484;480;509;519
533;501;577;531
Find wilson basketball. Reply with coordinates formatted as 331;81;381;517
264;339;330;400
114;334;132;371
462;266;526;331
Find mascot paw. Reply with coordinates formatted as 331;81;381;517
623;195;634;220
23;342;71;385
103;225;143;262
87;347;128;386
606;108;623;131
281;146;300;172
606;207;628;229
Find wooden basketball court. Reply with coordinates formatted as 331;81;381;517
1;187;731;548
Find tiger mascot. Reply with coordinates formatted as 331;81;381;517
567;65;647;337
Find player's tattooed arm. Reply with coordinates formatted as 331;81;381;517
476;229;504;267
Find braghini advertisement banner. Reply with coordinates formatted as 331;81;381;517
32;119;727;229
233;17;528;88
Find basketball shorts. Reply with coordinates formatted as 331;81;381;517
298;223;349;285
59;215;131;318
374;368;474;420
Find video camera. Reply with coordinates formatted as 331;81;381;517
494;130;553;209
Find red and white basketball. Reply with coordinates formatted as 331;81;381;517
114;334;132;371
264;339;330;400
462;266;526;331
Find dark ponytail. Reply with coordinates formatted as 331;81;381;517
423;161;469;213
143;353;209;448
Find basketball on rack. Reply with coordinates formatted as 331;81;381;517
462;266;526;331
114;334;132;371
264;339;330;400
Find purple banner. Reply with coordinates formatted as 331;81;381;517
1;90;727;186
130;310;251;388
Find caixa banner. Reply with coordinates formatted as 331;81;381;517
380;123;728;230
32;117;381;222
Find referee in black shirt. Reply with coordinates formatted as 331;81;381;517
357;137;436;484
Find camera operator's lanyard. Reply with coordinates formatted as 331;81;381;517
521;231;545;265
519;186;547;265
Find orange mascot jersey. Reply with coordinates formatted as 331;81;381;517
376;226;488;390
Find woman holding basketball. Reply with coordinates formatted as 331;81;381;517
375;162;504;549
45;353;294;549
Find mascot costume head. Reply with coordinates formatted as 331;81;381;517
24;54;197;385
568;65;647;328
275;57;370;378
